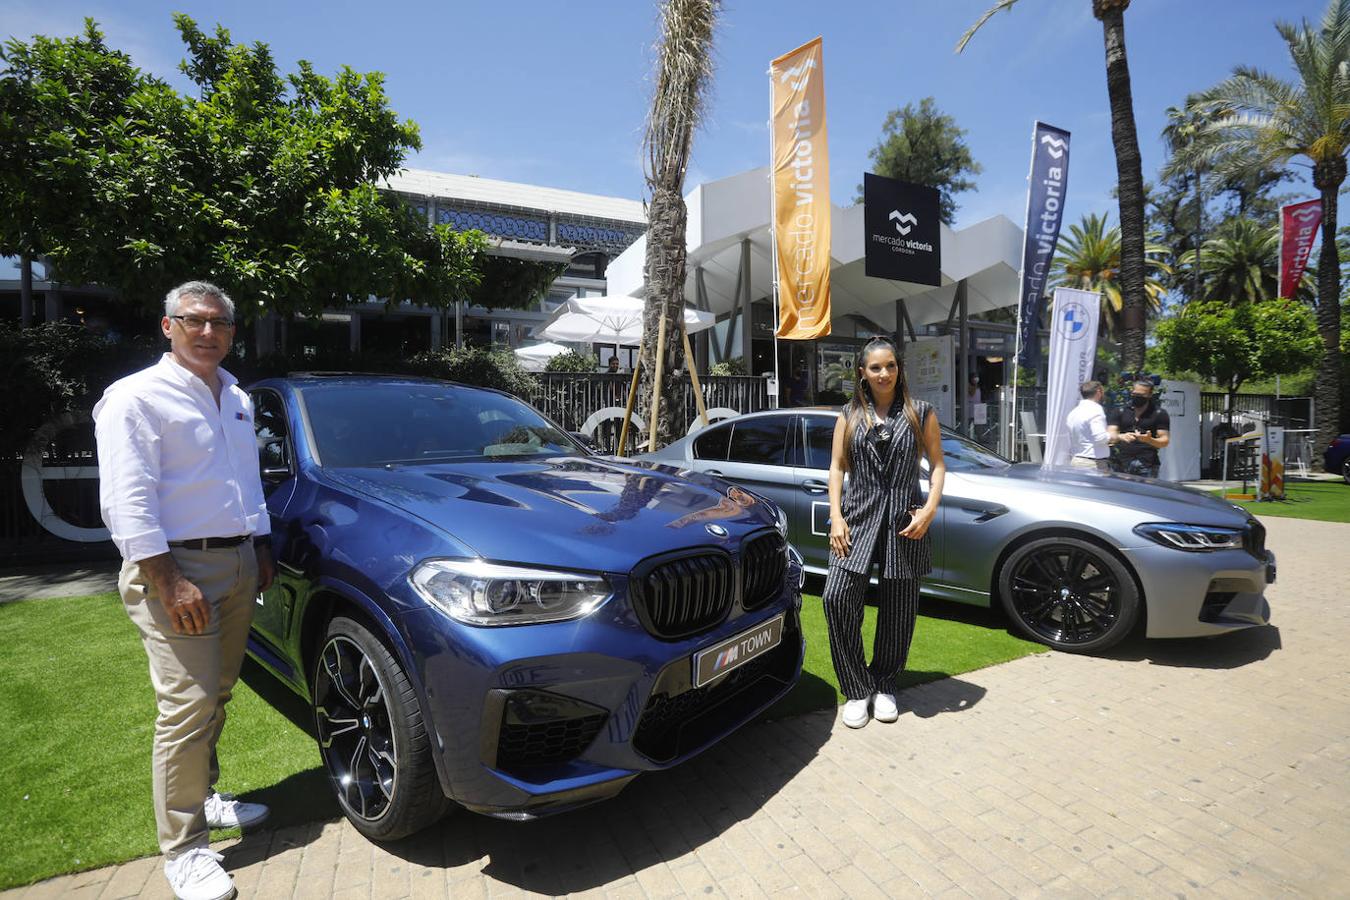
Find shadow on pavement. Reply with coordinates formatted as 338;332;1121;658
1100;624;1282;669
380;707;836;892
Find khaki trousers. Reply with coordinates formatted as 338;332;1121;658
119;544;257;858
1070;455;1109;471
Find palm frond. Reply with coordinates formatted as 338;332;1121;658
643;0;718;191
954;0;1020;54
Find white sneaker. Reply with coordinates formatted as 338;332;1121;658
205;791;269;829
842;698;870;728
873;692;899;723
164;847;235;900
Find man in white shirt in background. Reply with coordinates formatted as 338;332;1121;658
94;281;274;900
1065;380;1115;472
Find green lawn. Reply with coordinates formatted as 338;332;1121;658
1211;480;1350;523
0;589;1043;889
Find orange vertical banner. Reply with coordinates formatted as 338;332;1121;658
770;37;831;339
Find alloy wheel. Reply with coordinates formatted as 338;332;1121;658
314;634;399;823
1007;544;1122;646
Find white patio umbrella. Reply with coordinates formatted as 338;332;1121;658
513;341;572;372
535;294;714;344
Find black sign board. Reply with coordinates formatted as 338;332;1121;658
863;173;942;286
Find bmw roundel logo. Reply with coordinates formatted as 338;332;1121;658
705;524;729;538
1059;300;1091;341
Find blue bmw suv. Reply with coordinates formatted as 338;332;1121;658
244;374;804;839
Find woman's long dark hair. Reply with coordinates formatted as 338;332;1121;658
842;336;920;467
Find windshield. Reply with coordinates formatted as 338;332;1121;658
300;382;584;467
937;428;1012;471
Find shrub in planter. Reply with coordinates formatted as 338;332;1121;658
544;350;599;373
408;345;539;398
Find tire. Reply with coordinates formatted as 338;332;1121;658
312;616;449;840
1341;458;1350;486
997;536;1140;653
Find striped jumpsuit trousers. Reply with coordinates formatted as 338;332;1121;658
822;401;932;700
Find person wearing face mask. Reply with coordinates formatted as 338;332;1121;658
1108;380;1171;478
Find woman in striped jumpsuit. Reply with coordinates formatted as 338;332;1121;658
823;337;947;728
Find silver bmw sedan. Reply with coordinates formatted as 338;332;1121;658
643;408;1275;653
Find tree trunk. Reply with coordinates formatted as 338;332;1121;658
1097;2;1147;372
1313;160;1345;465
638;184;689;448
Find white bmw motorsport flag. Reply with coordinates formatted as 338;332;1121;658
1041;288;1102;468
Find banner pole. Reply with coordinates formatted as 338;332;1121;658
1009;120;1038;459
767;66;782;406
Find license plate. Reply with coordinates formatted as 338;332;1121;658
693;614;784;688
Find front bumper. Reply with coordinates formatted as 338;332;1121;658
397;576;804;819
1121;542;1274;639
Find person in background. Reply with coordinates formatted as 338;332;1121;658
822;336;946;729
1065;380;1115;471
94;281;273;900
607;355;621;373
1109;379;1171;478
967;372;982;406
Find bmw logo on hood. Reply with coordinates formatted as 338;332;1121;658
705;524;729;538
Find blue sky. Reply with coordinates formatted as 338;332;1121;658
0;0;1331;236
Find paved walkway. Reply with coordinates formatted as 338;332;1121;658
8;515;1349;898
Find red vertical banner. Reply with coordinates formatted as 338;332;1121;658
1279;199;1322;299
770;37;831;339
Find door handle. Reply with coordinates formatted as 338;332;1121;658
705;469;723;476
948;502;1009;522
802;479;828;494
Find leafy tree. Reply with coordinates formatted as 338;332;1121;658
639;0;718;450
1177;217;1312;305
407;345;539;398
0;17;487;321
959;0;1152;373
858;97;982;225
1154;299;1320;411
1051;212;1170;339
1178;0;1350;455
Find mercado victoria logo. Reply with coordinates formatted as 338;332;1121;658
863;173;941;286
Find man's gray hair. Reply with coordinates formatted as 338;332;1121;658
164;281;235;320
1079;380;1103;398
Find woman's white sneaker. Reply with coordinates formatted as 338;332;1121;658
842;698;871;728
872;692;899;723
164;847;234;900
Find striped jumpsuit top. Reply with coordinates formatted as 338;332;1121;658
822;398;934;700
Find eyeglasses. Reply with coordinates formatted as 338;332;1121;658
170;315;234;331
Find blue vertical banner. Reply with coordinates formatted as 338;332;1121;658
1015;121;1071;370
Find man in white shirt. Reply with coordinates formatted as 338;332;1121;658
95;281;274;900
1064;380;1114;472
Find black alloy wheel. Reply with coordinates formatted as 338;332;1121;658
313;616;449;840
1341;457;1350;485
997;536;1139;653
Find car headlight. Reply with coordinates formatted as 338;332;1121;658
410;559;612;626
1134;523;1244;552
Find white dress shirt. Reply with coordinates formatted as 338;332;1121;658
94;354;269;562
1065;397;1111;460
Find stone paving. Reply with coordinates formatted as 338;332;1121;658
7;515;1349;898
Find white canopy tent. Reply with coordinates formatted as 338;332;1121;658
513;341;573;372
535;294;716;345
603;167;1023;334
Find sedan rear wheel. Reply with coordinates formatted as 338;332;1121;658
313;616;449;840
997;537;1139;653
1341;457;1350;485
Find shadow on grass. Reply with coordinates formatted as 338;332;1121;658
1100;624;1281;670
239;658;317;740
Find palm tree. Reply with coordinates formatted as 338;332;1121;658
957;0;1150;372
1051;212;1171;340
637;0;719;450
1179;0;1350;464
1178;218;1299;305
